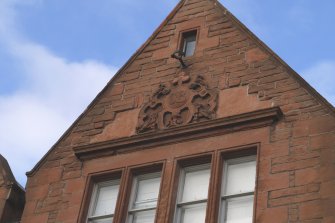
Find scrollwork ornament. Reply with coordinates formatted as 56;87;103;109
136;73;218;133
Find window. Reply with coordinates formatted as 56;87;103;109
83;164;163;223
181;30;197;57
83;150;257;223
87;179;120;223
127;172;162;223
220;156;256;223
171;152;257;223
174;164;211;223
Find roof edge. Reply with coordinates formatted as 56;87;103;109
26;0;186;178
0;154;25;191
213;1;335;115
0;154;15;182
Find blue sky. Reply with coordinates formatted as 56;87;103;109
0;0;334;186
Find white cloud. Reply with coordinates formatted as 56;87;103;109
301;61;335;106
0;1;117;185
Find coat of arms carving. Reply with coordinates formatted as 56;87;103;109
136;72;218;133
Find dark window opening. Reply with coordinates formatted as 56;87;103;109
181;30;197;57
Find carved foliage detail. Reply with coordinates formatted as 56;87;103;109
137;73;218;133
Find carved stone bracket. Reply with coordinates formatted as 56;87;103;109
136;72;219;133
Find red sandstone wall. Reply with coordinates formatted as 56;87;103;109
21;0;335;222
0;155;25;222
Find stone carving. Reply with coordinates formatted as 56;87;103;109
137;72;218;133
153;84;170;98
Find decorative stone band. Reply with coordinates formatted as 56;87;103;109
136;73;219;133
73;107;283;161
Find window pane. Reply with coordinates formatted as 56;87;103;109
223;196;254;223
93;184;119;216
134;175;161;209
180;203;207;223
184;39;196;57
182;31;196;57
224;159;256;195
89;218;113;223
131;210;155;223
181;167;210;203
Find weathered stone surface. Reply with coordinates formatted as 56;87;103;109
0;155;25;222
137;71;218;133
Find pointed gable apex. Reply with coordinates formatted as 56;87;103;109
27;0;334;177
0;154;16;185
26;0;186;177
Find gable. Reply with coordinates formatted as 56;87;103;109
27;0;334;176
0;155;16;185
0;155;25;223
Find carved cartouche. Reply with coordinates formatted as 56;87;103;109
136;73;218;133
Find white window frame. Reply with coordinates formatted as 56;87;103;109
219;155;257;223
127;172;162;223
174;163;211;223
87;179;120;223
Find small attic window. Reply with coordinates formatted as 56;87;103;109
181;30;197;57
